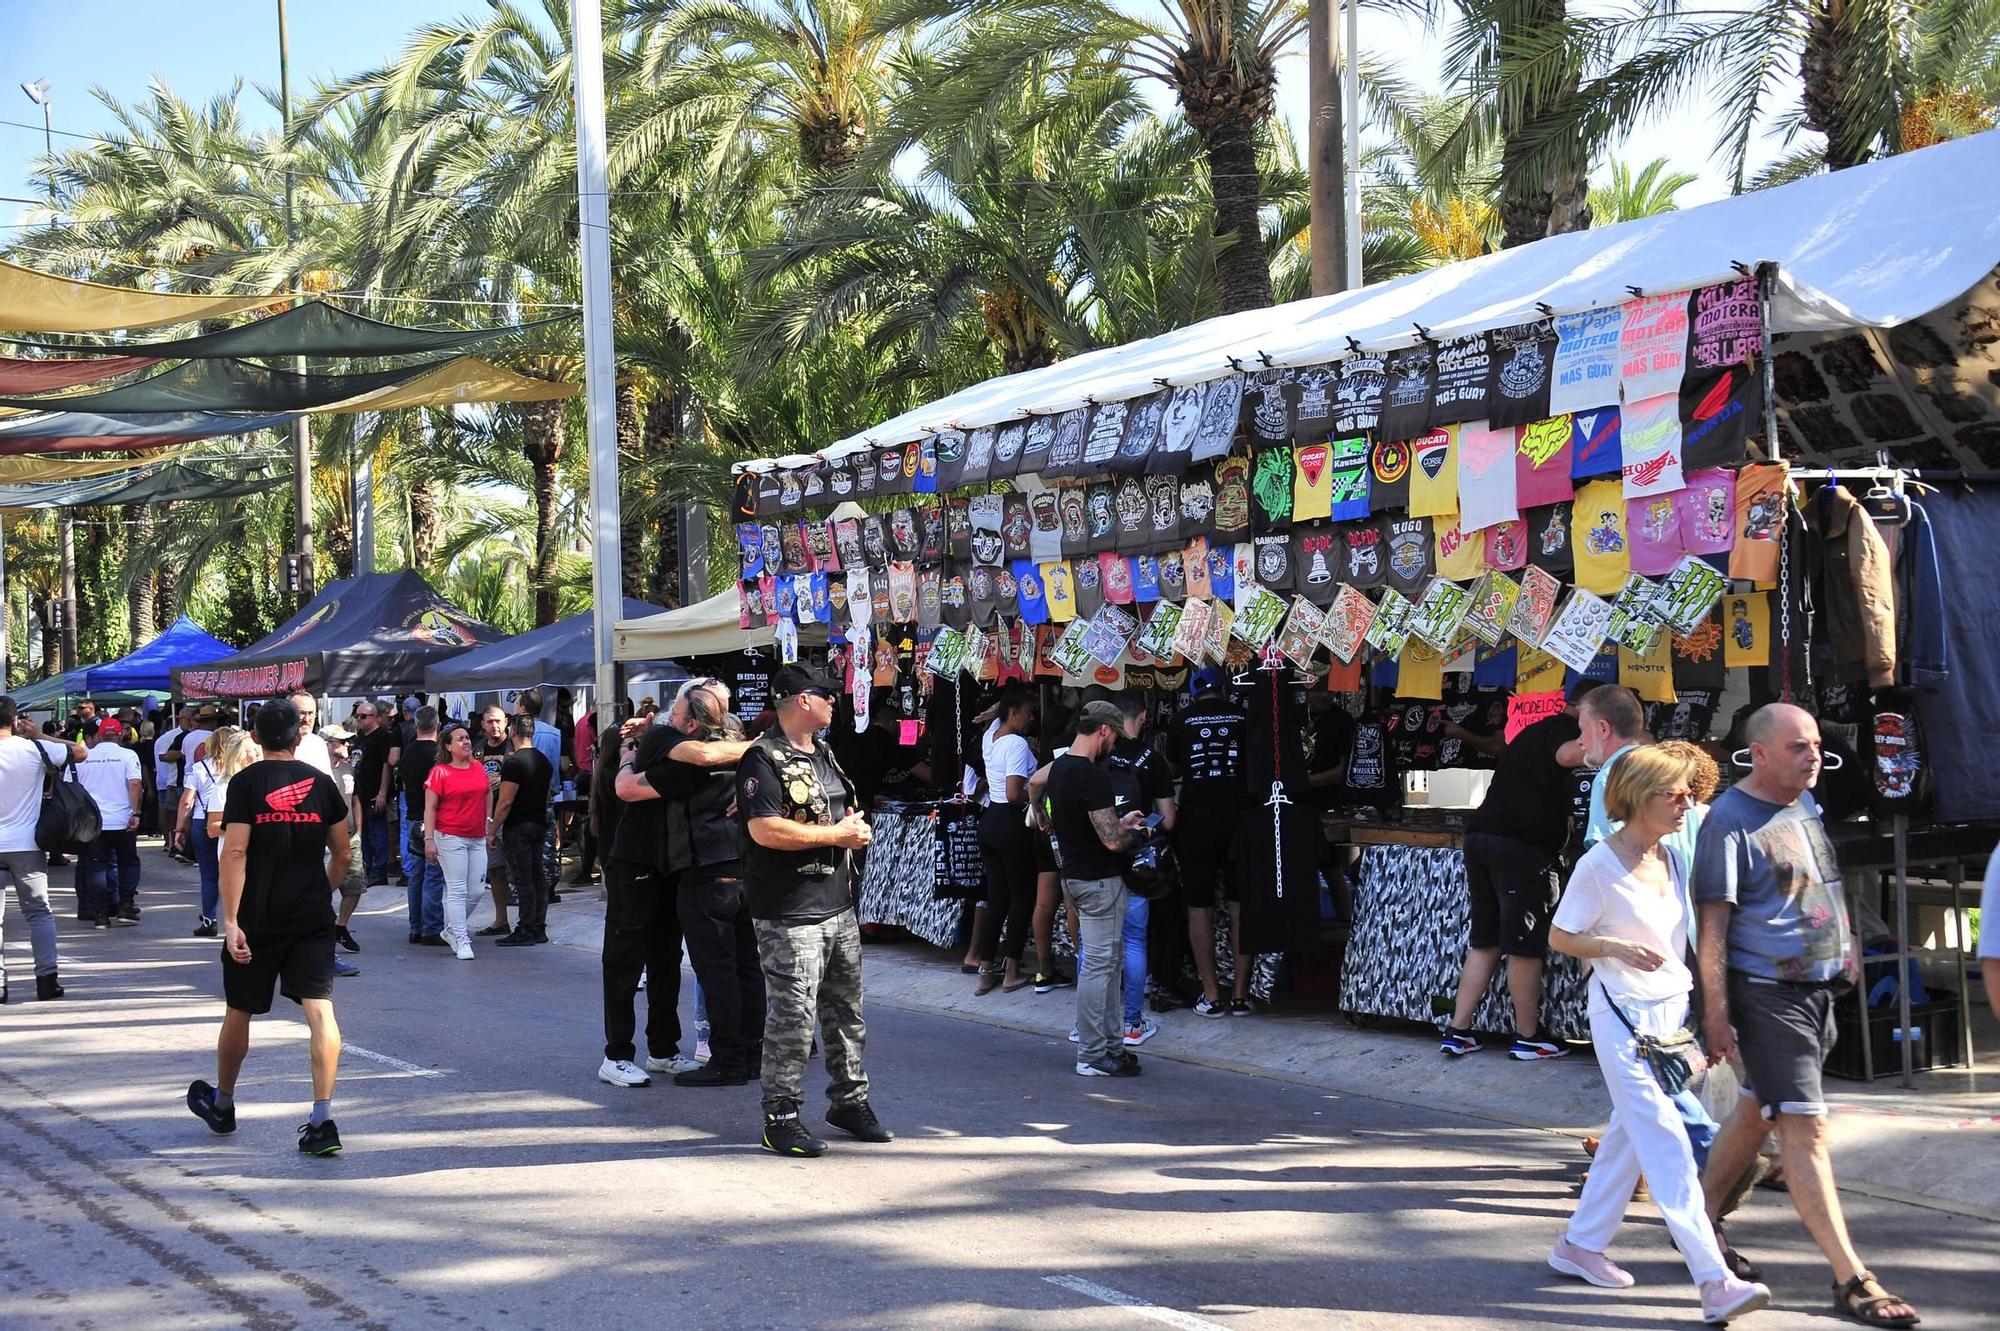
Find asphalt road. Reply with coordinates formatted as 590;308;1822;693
1;846;1991;1330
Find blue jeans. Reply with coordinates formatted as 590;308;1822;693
80;828;141;913
1121;893;1149;1028
193;822;220;920
1674;1087;1718;1171
360;802;392;881
399;795;445;936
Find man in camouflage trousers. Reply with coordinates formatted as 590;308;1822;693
736;664;892;1158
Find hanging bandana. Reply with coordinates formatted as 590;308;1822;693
1550;305;1625;415
1482;517;1528;572
1619;392;1685;498
1675;467;1736;556
1368;436;1411;512
1289;362;1340;441
1571;478;1631;595
1340;517;1387;590
1485;318;1558;428
1291;441;1334;521
1378;342;1437;442
1190;374;1244;463
1619;290;1691;402
1455;420;1520;533
1332;351;1387;437
1626;492;1687;576
1428;331;1492;427
1514;414;1576;508
1408;425;1458;518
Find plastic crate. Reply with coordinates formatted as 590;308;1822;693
1826;997;1965;1080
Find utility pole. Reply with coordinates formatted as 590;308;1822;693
277;0;314;590
571;0;626;714
20;78;79;670
1309;3;1366;295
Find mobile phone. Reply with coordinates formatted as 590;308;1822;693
1142;812;1165;830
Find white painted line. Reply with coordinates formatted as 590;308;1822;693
1043;1274;1225;1331
344;1044;444;1078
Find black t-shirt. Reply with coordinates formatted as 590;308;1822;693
1307;706;1359;809
1110;735;1174;806
500;748;554;827
666;737;743;873
736;733;855;924
1047;753;1124;881
610;724;689;874
398;736;439;808
353;727;394;803
1466;713;1580;856
1169;694;1249;803
221;758;347;934
474;737;510;789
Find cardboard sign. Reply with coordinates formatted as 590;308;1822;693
1505;689;1568;741
1540;589;1614;674
1232;585;1287;650
1279;596;1328;668
1462;570;1521;647
1506;564;1563;646
1322;584;1377;663
1362;587;1416;657
1658;554;1729;635
1136;600;1185;661
1605;573;1666;656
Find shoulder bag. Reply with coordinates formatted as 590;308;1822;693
35;743;103;854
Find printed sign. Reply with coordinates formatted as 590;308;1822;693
1322;584;1377;663
1410;578;1473;653
1279;597;1328;667
1049;620;1095;676
1362;587;1417;657
1605;574;1666;656
1541;589;1615;674
1232;585;1287;650
1657;554;1729;635
1506;564;1563;647
1462;570;1521;647
1174;597;1213;662
1136;601;1185;661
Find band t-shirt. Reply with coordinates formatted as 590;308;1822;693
737;734;856;924
1046;753;1124;881
221;758;347;933
500;748;554;828
1168;695;1248;801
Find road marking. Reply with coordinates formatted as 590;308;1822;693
1043;1274;1225;1330
344;1044;444;1078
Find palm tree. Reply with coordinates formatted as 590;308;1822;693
1588;156;1697;223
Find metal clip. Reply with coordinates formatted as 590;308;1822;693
1535;302;1553;317
1626;285;1645;298
1731;260;1752;277
1153;377;1171;389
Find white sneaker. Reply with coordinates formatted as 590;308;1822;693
598;1057;652;1088
452;936;474;961
644;1052;701;1075
1067;1027;1080;1043
1123;1017;1159;1047
695;1039;712;1062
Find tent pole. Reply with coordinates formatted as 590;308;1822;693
0;512;9;687
570;0;624;712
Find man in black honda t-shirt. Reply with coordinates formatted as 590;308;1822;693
186;699;353;1157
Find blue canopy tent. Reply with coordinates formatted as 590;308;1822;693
10;663;164;712
424;600;685;693
84;616;236;694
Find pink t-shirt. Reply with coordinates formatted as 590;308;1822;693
1483;518;1528;572
425;760;490;838
1675;467;1736;556
1626;492;1686;576
1514;416;1576;509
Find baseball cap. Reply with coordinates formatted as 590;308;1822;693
96;716;125;739
1191;666;1226;693
320;723;355;740
771;663;839;700
1077;699;1124;732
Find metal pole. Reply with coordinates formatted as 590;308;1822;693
1893;813;1913;1088
40;104;54;209
0;513;9;687
59;511;77;672
571;0;625;708
1306;0;1349;296
353;420;375;574
1342;0;1364;290
277;0;314;579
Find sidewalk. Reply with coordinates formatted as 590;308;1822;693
364;873;2000;1222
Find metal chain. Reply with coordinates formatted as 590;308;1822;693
1778;488;1793;704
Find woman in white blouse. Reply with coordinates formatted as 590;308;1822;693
1546;744;1770;1325
176;725;237;938
969;684;1040;996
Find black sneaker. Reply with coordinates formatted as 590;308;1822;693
192;917;219;938
408;930;421;944
1032;968;1074;994
1147;984;1188;1013
1230;995;1262;1017
417;934;448;947
1075;1054;1140;1078
826;1099;893;1143
335;926;359;954
1115;1050;1142;1074
673;1063;748;1087
297;1119;343;1156
475;923;511;937
761;1112;827;1157
187;1080;236;1135
92;910;112;929
116;904;141;923
494;930;538;948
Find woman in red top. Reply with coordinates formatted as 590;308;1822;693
424;724;493;960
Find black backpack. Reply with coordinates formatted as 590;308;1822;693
36;743;103;853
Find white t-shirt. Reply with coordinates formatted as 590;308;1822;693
295;732;333;776
76;743;143;828
1552;838;1693;1003
187;757;221;822
154;727;182;786
981;726;1038;808
180;727;213;772
1979;845;2000;962
0;733;73;853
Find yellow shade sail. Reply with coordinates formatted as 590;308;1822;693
0;451;185;484
0;258;276;333
312;357;579;414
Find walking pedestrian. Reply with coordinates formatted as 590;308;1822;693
737;664;888;1156
492;715;555;947
185;699;352;1156
1107;692;1174;1045
76;716;144;928
1693;703;1920;1328
320;730;364;977
0;696;82;1001
969;684;1039;997
473;705;513;938
424;722;494;961
349;699;396;887
177;724;238;938
1546;745;1770;1324
397;705;446;946
156;705;198;861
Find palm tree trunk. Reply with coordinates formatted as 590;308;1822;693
618;380;647;599
645;389;681;607
1498;0;1589;248
1802;2;1868;170
519;400;565;627
35;594;58;679
1201;119;1276;313
127;504;156;642
409;414;442;571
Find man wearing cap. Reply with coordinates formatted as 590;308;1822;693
76;717;145;927
736;663;888;1157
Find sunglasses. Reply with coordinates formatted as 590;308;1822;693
796;687;837;702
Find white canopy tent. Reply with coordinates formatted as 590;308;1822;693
744;127;2000;465
614;591;831;662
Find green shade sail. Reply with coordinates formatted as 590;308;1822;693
0;357;448;413
0;459;286;510
5;300;571;360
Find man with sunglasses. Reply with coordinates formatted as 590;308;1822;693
350;700;397;889
737;664;888;1157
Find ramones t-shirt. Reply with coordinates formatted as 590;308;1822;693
221;758;347;934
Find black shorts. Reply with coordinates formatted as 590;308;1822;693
1463;831;1561;956
1032;827;1058;876
222;925;337;1015
1729;970;1839;1119
1177;800;1243;909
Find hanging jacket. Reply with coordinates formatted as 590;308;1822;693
1899;497;1949;689
1813;485;1897;688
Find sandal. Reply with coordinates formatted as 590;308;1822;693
975;966;1002;996
1833;1271;1919;1328
1714;1223;1760;1281
1001;973;1032;993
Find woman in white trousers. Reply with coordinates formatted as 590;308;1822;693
423;723;493;961
1547;745;1769;1326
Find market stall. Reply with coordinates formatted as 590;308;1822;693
84;615;236;694
427;598;679;693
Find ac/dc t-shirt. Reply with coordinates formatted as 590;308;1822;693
221;758;347;933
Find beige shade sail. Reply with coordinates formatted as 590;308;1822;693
0;452;183;483
312;357;579;413
615;591;829;661
0;258;275;333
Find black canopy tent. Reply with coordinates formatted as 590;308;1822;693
425;599;683;692
173;570;504;699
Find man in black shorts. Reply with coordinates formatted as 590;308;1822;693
1168;668;1249;1018
1439;678;1595;1060
187;699;353;1156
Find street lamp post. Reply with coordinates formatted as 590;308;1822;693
19;77;76;673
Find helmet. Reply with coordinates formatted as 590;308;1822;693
1122;838;1180;901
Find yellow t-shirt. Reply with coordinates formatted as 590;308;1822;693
1619;639;1676;702
1571;478;1631;595
1434;511;1488;581
1408;426;1458;518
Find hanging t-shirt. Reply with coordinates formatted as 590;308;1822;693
1550;304;1626;415
1250;446;1293;530
1158;383;1207;464
1408;426;1458;518
960;426;996;486
990;421;1027;479
1099;552;1135;605
1382;515;1436;598
1730;462;1789;582
1177;474;1215;544
1722;591;1771;667
1339;518;1387;590
1483;518;1528;572
1289;362;1340;440
1251;534;1293;591
1211;456;1252;543
1486;318;1559;427
1132;553;1164;601
1514;413;1576;509
1156;549;1188;602
1071;556;1105;621
1377;343;1437;442
1143;474;1182;551
1143;389;1193;475
1207;542;1237;602
1526;501;1575;576
1292;522;1341;602
1428;331;1491;427
1042;561;1076;622
1572;478;1631;595
1619;290;1691;402
1190;374;1243;463
1626;492;1686;575
1672;610;1727;690
1680;359;1760;469
1368;436;1411;512
1327;437;1372;520
1240;367;1294;446
1619;639;1677;704
1455;419;1520;533
1058;484;1091;556
1620;391;1685;498
1184;538;1213;599
1675;467;1737;556
1332;353;1386;437
1434;512;1487;581
1570;406;1623;480
1018;414;1056;475
1291;440;1334;521
1045;404;1091;478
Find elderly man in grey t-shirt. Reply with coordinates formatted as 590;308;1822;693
1692;703;1917;1327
